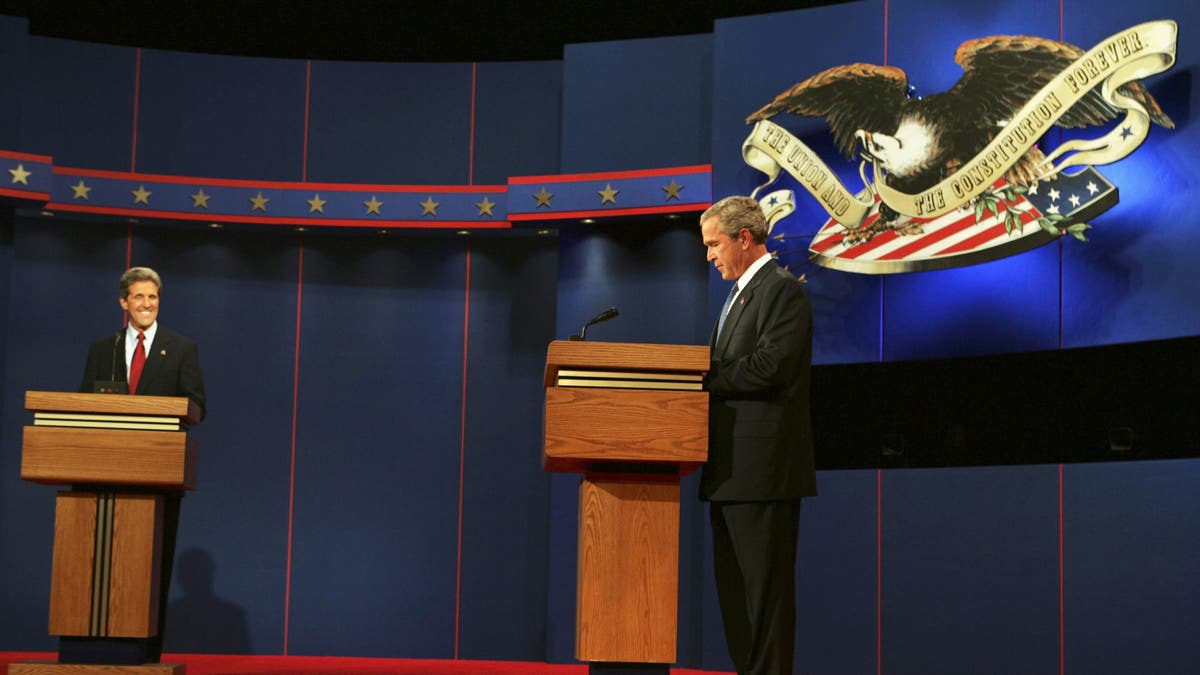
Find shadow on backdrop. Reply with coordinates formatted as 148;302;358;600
164;547;253;654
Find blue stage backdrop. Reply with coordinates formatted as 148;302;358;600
1;0;1198;672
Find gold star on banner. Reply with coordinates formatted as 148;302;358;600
70;180;92;200
662;179;684;201
598;183;619;205
476;197;496;217
364;195;383;215
191;188;211;209
249;192;269;212
533;187;553;208
420;196;440;216
131;185;152;205
307;193;327;214
8;164;31;185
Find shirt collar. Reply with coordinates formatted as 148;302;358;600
126;321;158;346
734;252;773;293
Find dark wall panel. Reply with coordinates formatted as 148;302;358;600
19;37;135;170
0;17;26;149
561;34;712;172
136;50;307;180
0;218;129;649
1063;459;1200;674
473;61;563;184
306;62;472;184
881;465;1060;673
555;221;709;345
287;236;467;657
458;235;558;660
792;470;878;674
125;227;300;655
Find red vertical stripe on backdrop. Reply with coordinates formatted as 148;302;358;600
125;223;133;270
131;49;142;172
877;468;883;675
454;245;472;659
468;63;477;186
303;61;312;181
284;241;304;655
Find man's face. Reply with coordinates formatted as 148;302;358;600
701;217;751;281
120;280;159;332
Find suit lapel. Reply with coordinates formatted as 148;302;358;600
713;262;774;356
137;330;172;392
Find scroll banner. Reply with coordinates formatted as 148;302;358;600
742;19;1177;226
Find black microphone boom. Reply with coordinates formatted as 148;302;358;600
570;306;619;341
110;330;122;382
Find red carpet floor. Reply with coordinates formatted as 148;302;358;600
1;653;730;675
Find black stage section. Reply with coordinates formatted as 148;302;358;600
1;0;854;62
812;335;1200;469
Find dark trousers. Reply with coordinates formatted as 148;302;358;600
710;499;802;675
59;491;181;664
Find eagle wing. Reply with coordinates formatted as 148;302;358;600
951;35;1174;129
950;35;1173;184
746;63;909;159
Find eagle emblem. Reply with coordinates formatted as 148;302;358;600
741;21;1178;274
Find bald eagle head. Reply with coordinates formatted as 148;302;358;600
855;112;943;180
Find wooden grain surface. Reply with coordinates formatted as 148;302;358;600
543;387;707;472
108;494;162;637
575;476;679;663
48;492;97;636
21;426;195;489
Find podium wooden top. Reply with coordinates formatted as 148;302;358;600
25;391;201;425
544;341;710;387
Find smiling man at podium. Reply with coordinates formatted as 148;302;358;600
63;266;206;665
700;196;815;675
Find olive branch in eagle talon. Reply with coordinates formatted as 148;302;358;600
746;34;1174;229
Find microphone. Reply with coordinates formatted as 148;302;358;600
110;330;122;382
93;330;129;394
569;306;619;341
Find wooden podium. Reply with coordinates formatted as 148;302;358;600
12;391;199;675
542;341;709;668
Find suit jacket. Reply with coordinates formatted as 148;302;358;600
80;325;207;421
701;260;815;501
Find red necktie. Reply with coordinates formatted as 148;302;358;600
129;331;146;394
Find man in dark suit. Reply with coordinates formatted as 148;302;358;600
79;267;205;416
66;266;205;664
700;196;815;675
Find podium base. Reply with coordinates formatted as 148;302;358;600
587;663;669;675
9;664;183;674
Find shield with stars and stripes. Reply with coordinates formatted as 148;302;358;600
803;166;1117;274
